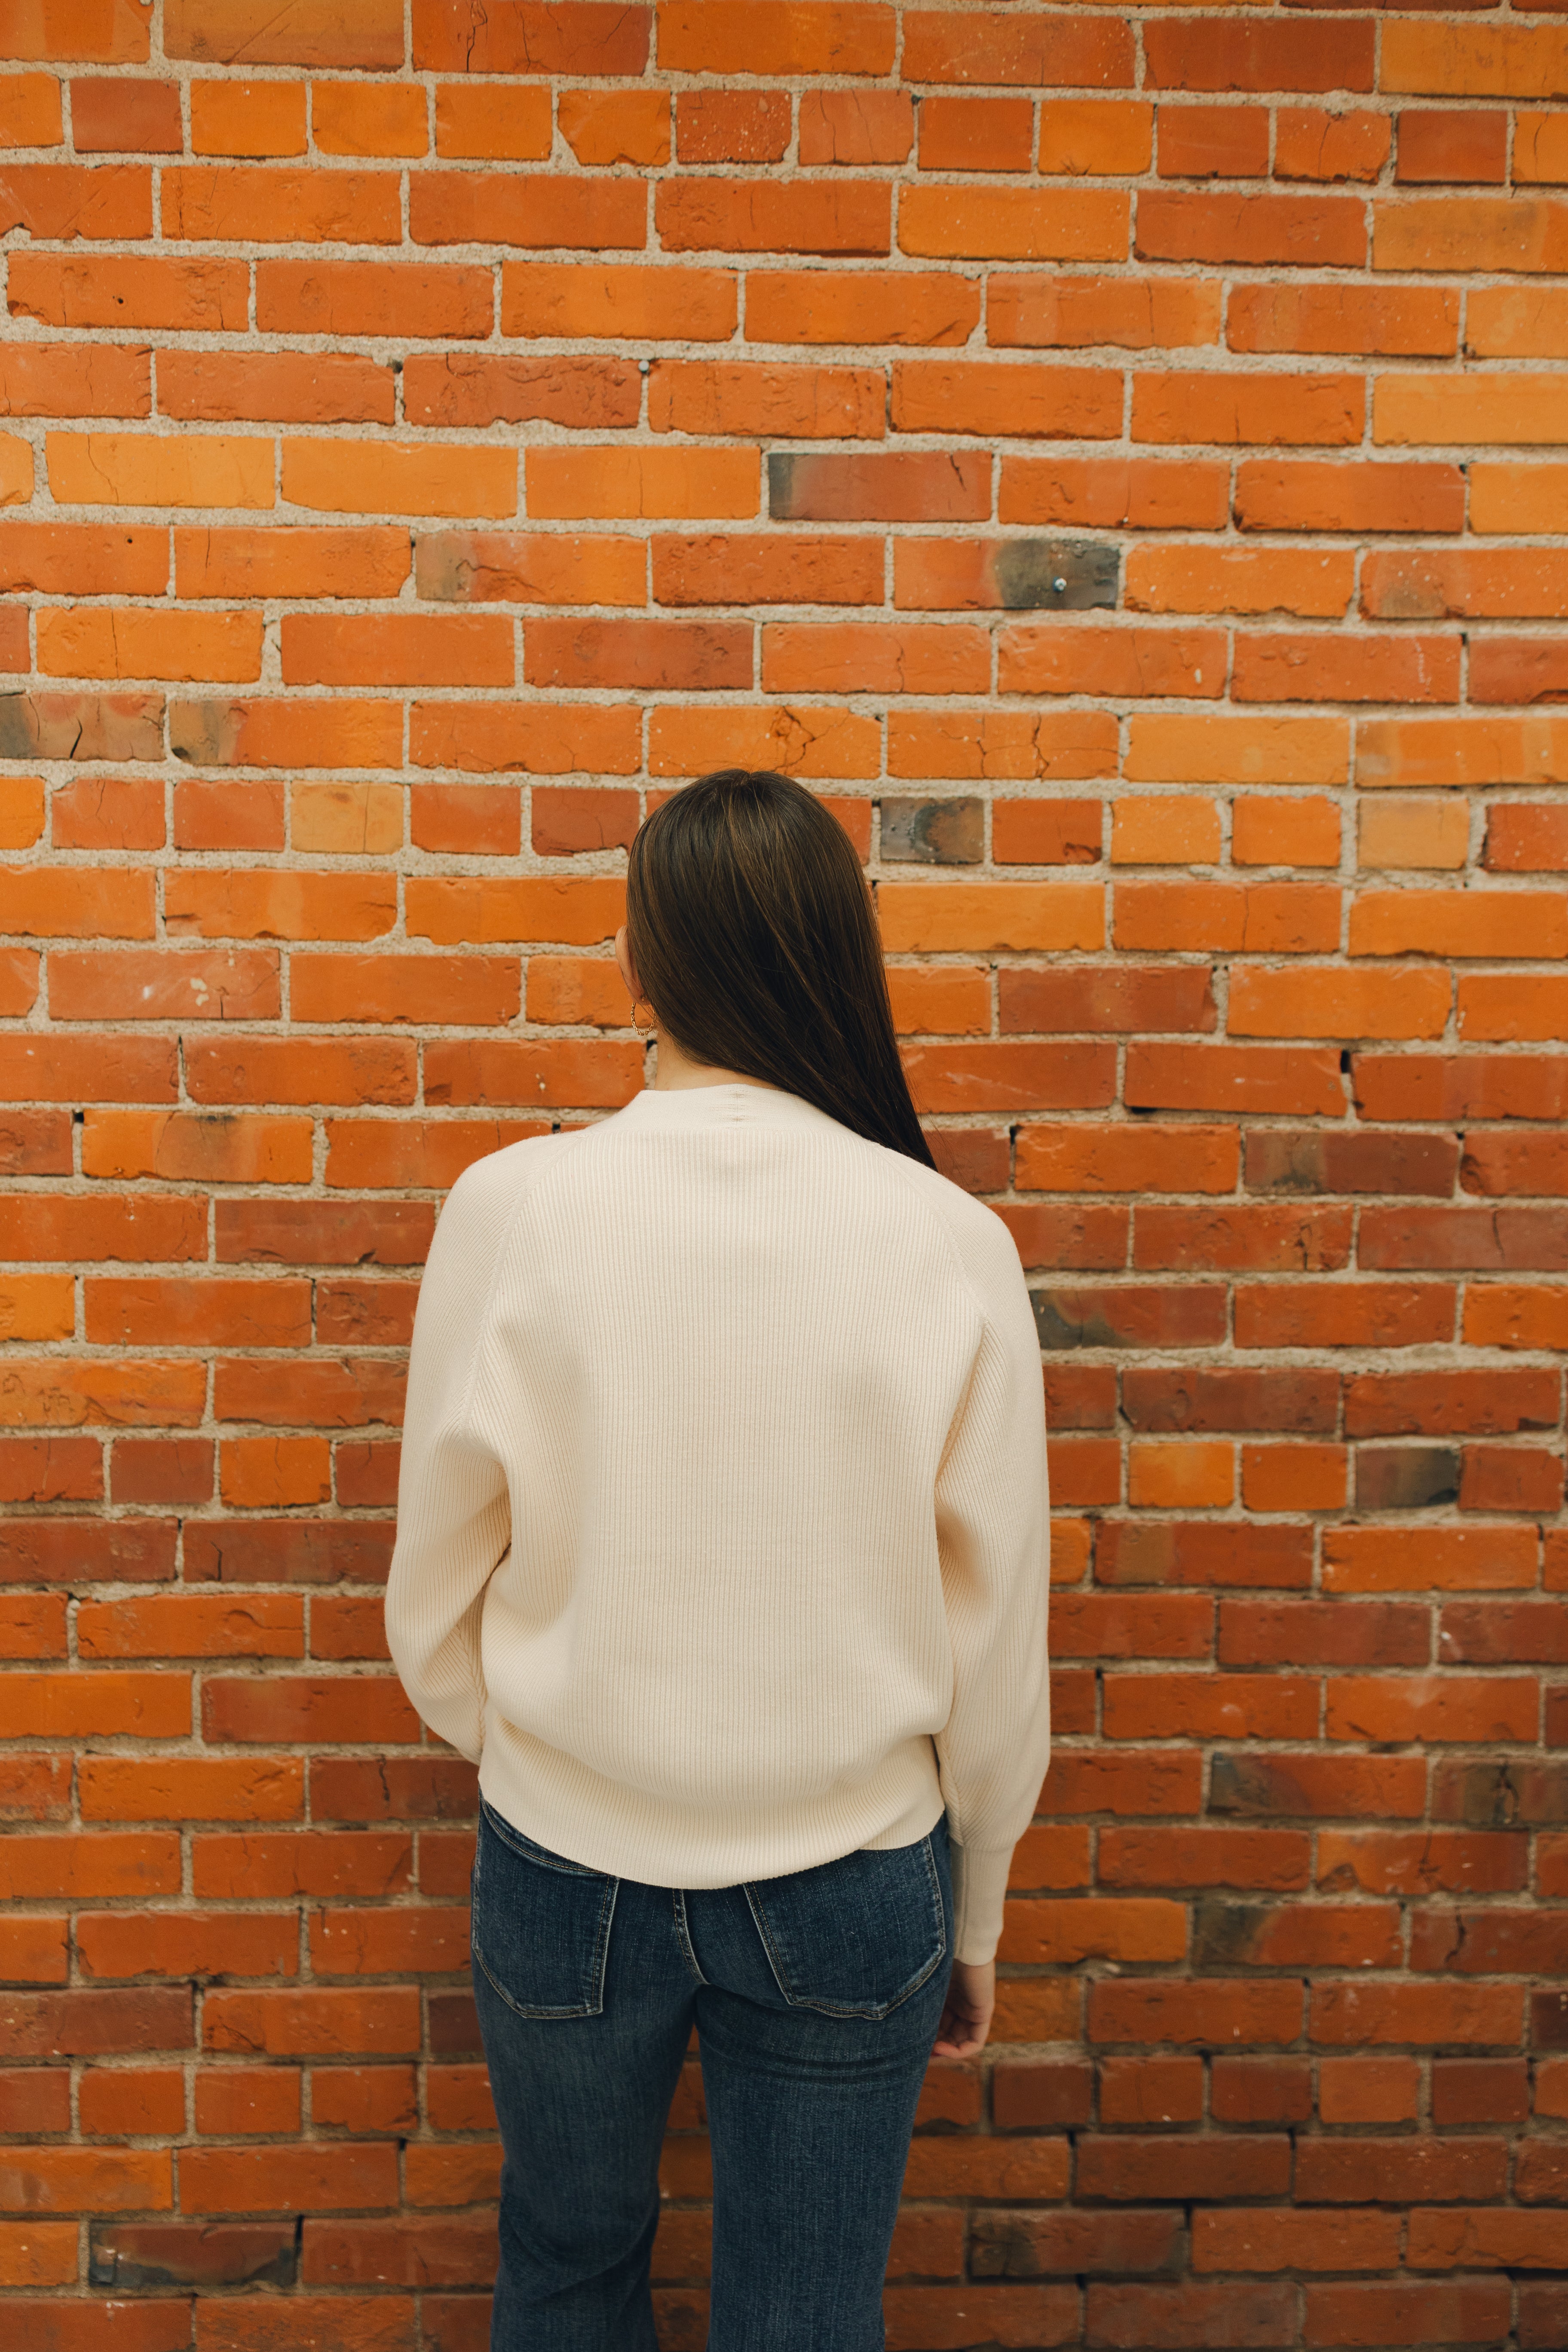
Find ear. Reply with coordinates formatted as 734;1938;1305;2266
613;925;639;1003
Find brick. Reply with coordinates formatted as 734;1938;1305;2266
284;438;514;519
39;607;263;684
745;266;979;347
1235;459;1464;536
1139;192;1365;271
1228;282;1455;358
896;710;1118;783
999;456;1225;532
1002;625;1223;700
1125;547;1353;620
902;8;1131;86
313;80;428;158
1144;21;1373;95
654;533;878;608
165;1;403;67
0;342;148;420
787;86;908;166
893;359;1120;439
990;273;1217;353
1273;108;1390;187
506;266;735;346
1125;1042;1345;1118
899;183;1127;262
1374;194;1568;276
554;88;667;167
190;78;306;156
257;260;488;340
1035;97;1152;177
11;255;242;334
70;77;181;153
163;165;400;244
48;429;271;508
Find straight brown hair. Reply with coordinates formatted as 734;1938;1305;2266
624;769;937;1170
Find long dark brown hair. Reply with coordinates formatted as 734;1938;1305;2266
624;769;937;1170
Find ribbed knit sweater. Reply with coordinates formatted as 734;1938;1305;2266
385;1078;1051;1966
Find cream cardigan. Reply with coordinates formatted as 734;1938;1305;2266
385;1078;1051;1966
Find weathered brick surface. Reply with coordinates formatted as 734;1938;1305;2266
0;6;1564;2345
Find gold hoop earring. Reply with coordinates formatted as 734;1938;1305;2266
632;998;654;1037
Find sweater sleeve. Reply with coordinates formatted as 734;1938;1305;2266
930;1206;1052;1966
383;1157;518;1764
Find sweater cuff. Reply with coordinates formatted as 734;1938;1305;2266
948;1840;1014;1966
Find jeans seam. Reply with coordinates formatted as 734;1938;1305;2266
671;1887;708;1987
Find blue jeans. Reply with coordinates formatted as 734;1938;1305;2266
470;1797;954;2352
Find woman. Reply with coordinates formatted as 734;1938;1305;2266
386;768;1051;2352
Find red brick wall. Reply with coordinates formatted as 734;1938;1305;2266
3;2;1566;2345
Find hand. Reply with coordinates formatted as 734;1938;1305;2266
932;1959;994;2059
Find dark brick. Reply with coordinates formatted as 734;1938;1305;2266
1123;1366;1338;1434
1244;1128;1458;1197
879;796;984;864
971;2209;1183;2279
1354;1445;1460;1511
91;2222;296;2291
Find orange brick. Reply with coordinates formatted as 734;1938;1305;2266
1359;799;1470;872
649;362;882;438
257;260;490;340
1274;108;1390;186
1397;108;1507;187
899;184;1128;262
745;267;980;347
190;79;306;157
1110;796;1222;866
1376;373;1568;448
1000;456;1228;531
159;349;395;425
891;359;1119;439
658;3;895;78
989;273;1219;352
1159;104;1268;181
1228;283;1457;358
526;447;757;521
36;608;263;684
1000;626;1225;701
283;439;515;518
221;1437;332;1510
1350;889;1566;960
1373;195;1568;276
1516;113;1568;187
1242;1445;1348;1513
503;264;736;343
290;784;404;856
729;616;946;704
1129;1443;1234;1510
165;1;404;67
313;80;428;157
1038;99;1152;176
677;90;791;165
69;76;181;153
1470;466;1568;535
0;72;62;146
48;430;273;509
1232;796;1341;869
556;90;669;168
798;89;911;166
82;1112;313;1185
1125;547;1354;619
163;165;400;243
919;95;1033;174
1228;967;1450;1042
1133;371;1363;448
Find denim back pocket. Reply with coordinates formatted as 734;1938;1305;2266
470;1799;619;2020
743;1830;948;2021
